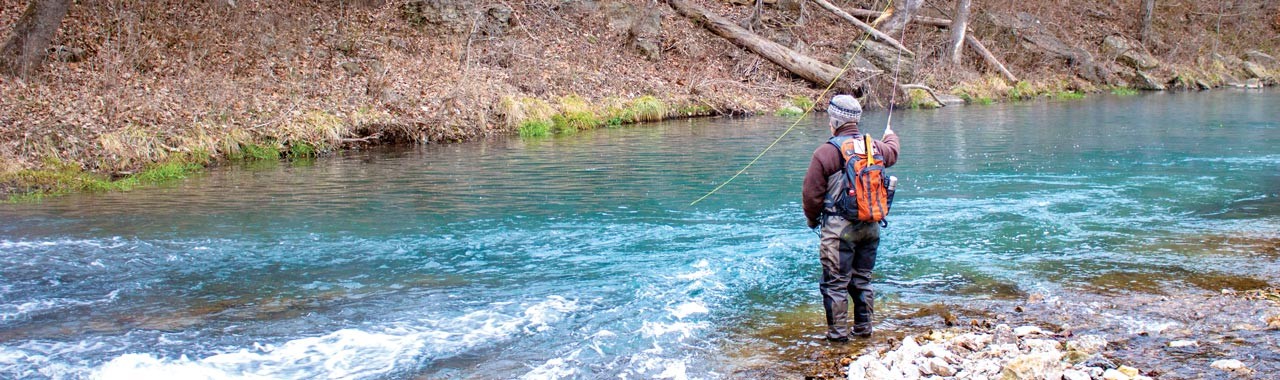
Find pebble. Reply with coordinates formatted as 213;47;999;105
1102;368;1131;380
1167;340;1198;348
1013;325;1044;337
1062;369;1091;380
1117;365;1139;377
1210;359;1246;372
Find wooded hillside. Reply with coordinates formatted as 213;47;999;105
1;0;1277;196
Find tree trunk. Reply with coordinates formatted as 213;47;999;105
809;0;912;54
1139;0;1155;45
876;0;924;37
0;0;71;78
665;0;869;88
947;0;972;65
964;35;1018;82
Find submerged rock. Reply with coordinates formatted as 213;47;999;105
1167;340;1198;348
1066;335;1108;355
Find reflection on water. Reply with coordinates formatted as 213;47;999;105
0;90;1277;379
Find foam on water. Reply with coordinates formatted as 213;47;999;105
0;290;120;322
0;296;580;380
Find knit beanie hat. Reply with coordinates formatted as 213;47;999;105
828;94;862;125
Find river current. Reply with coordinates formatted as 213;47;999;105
1;90;1277;379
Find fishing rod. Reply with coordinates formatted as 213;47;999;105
690;0;901;206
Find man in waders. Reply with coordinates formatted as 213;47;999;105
802;94;899;341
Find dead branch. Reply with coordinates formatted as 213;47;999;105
843;6;1018;83
665;0;876;89
899;83;946;106
809;0;912;55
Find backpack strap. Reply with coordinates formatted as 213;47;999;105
863;135;876;166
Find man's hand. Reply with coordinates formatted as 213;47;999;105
884;124;896;135
807;219;819;229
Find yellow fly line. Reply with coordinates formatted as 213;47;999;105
690;0;897;206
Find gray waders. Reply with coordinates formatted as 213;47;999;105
818;214;879;340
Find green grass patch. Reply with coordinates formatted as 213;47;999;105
4;156;206;202
1110;87;1139;96
518;120;552;138
775;106;804;117
237;142;282;161
676;104;714;117
905;89;941;109
630;96;667;123
789;95;815;111
287;142;317;159
1053;91;1086;100
1007;81;1035;101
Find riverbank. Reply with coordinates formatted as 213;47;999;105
2;0;1278;199
773;285;1280;379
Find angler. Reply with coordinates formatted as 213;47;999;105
801;94;900;341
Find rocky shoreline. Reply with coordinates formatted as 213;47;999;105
801;286;1280;380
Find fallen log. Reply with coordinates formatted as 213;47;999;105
842;7;1018;83
665;0;875;88
809;0;912;55
899;83;947;106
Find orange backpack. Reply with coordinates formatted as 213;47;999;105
826;135;895;224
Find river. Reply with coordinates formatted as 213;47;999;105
1;89;1277;379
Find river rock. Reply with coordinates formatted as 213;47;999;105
1001;352;1064;380
1117;365;1139;377
1022;338;1061;353
1242;61;1270;80
953;333;993;352
895;361;922;379
864;358;894;379
935;93;966;106
1062;368;1091;380
1210;359;1246;372
1014;325;1044;337
1167;340;1198;348
1267;314;1280;330
921;343;961;364
924;357;956;377
1066;335;1108;355
1245;50;1279;68
1102;368;1131;380
1102;35;1160;70
993;324;1016;344
1133;70;1166;90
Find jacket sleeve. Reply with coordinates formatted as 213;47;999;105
802;144;835;228
876;132;900;168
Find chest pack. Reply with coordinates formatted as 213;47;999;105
824;135;895;225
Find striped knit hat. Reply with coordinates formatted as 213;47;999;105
828;94;862;125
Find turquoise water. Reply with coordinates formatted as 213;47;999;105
0;90;1277;379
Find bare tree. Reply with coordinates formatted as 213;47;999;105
0;0;71;77
1139;0;1155;44
947;0;972;65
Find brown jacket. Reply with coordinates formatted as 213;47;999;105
802;122;900;228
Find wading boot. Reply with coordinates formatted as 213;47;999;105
852;323;873;338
